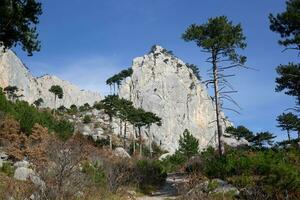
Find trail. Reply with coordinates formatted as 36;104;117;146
137;173;187;200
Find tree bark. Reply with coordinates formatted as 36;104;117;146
123;121;127;148
139;127;142;157
133;125;136;154
149;126;152;157
212;51;223;157
54;94;56;116
287;130;291;142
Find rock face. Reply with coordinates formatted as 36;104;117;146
0;49;101;108
119;46;242;153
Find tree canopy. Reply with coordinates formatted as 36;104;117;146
178;129;199;158
49;85;63;99
0;0;42;55
269;0;300;51
182;16;247;65
276;63;300;109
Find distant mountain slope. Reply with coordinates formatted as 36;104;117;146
0;49;101;108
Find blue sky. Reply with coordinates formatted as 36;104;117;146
14;0;298;141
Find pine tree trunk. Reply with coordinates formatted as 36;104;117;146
212;51;223;157
133;125;136;154
119;119;122;137
53;94;56;116
123;121;127;148
287;130;291;142
139;127;142;157
149;126;152;157
109;135;112;150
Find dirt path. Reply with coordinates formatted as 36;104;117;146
137;173;187;200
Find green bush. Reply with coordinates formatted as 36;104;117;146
0;88;74;138
160;151;187;172
83;115;92;124
199;147;300;198
135;159;167;193
82;162;106;187
0;163;14;177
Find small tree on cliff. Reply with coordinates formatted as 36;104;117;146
182;16;247;156
33;98;44;108
178;129;199;159
49;85;63;115
3;85;20;102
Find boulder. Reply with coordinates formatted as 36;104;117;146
14;167;34;181
82;125;92;136
159;152;173;161
186;178;239;197
113;147;131;158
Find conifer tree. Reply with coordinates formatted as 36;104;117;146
182;16;247;156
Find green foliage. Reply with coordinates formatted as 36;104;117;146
69;104;78;113
182;16;247;65
57;105;66;112
199;147;300;197
53;119;74;141
277;112;299;140
49;85;63;99
225;125;254;141
276;64;300;110
82;162;106;187
106;68;133;87
0;88;73;138
160;151;187;172
83;115;92;124
178;129;199;158
186;63;201;81
250;132;276;148
0;0;42;55
33;98;43;108
79;103;91;112
269;0;300;50
135;159;167;193
0;163;14;177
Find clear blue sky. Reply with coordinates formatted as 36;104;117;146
14;0;298;141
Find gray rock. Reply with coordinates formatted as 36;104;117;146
30;174;45;188
82;125;92;136
159;152;173;161
189;179;239;196
14;160;29;168
14;167;34;181
113;147;131;158
0;151;8;160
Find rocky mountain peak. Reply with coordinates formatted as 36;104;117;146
118;45;245;153
0;49;102;108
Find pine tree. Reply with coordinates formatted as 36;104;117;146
277;112;298;142
49;85;63;115
178;129;199;158
182;16;247;156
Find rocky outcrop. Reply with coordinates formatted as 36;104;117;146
0;49;101;108
119;45;244;153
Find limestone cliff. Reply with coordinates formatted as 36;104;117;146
118;46;244;152
0;49;101;108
